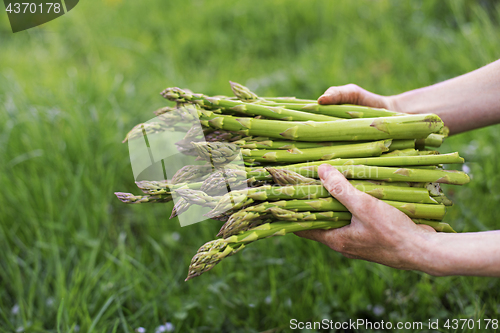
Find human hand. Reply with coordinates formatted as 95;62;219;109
318;84;397;111
295;164;435;271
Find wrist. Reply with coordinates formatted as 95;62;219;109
385;94;411;113
383;95;400;112
403;231;448;276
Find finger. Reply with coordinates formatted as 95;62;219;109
318;164;379;213
318;84;361;105
417;224;437;233
294;229;329;243
296;227;354;254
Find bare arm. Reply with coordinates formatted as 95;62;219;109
295;164;500;277
318;60;500;135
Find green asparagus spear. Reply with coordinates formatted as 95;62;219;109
162;87;338;121
255;102;407;119
186;217;454;280
219;204;454;238
207;183;439;216
171;165;214;184
240;140;391;163
259;161;468;185
415;133;445;148
229;81;259;102
219;205;351;238
197;112;444;141
114;192;172;203
185;220;349;280
227;82;406;119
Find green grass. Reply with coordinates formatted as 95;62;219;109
1;0;500;331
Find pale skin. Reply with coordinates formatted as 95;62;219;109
296;59;500;277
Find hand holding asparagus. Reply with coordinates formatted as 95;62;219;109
115;81;470;280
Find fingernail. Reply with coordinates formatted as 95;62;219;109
317;95;326;104
318;164;332;179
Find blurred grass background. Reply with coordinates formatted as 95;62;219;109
1;0;500;331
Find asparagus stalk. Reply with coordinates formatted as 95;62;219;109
219;205;351;238
241;198;446;219
382;149;419;157
205;130;246;143
244;154;466;182
255;160;468;184
229;81;259;102
154;106;177;116
191;142;242;166
388;139;415;151
416;133;445;148
185;220;349;281
212;131;412;151
228;82;405;119
255;102;407;119
123;104;202;143
412;219;456;233
232;137;340;150
114;192;172;204
227;81;317;104
207;183;439;216
260;97;317;104
219;204;454;238
193;140;392;165
265;168;320;186
122;121;172;143
267;170;450;203
174;188;221;207
348;180;427;188
197;112;444;141
330;165;470;185
187;217;455;280
156;154;464;197
135;180;203;195
200;169;268;194
416;150;440;155
159;152;464;192
162;87;338;121
171;198;191;218
171;165;214;184
240;140;391;163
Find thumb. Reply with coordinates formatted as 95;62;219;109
318;84;362;105
318;164;376;213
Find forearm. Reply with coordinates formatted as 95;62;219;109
412;230;500;277
390;60;500;135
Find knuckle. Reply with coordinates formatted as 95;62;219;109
325;178;346;196
359;197;379;214
338;84;362;104
345;83;360;90
325;86;339;94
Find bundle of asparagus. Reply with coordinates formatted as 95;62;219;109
115;82;469;281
